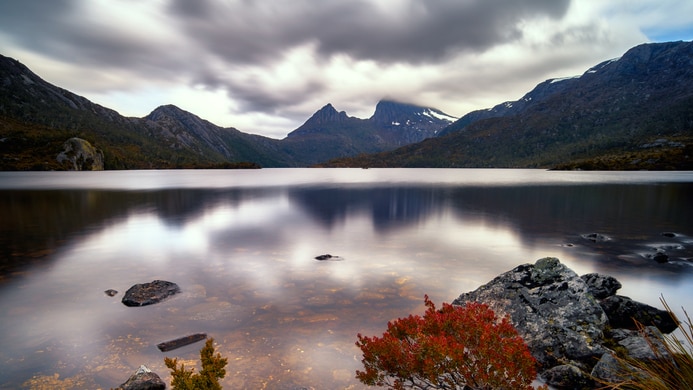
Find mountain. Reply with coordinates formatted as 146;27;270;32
280;100;456;165
0;53;453;169
143;104;290;167
322;41;693;169
369;99;457;142
0;54;289;169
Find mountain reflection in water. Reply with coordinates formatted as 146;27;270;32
0;169;691;389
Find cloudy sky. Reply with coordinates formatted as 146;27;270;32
1;1;692;139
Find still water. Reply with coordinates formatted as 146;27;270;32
1;169;692;389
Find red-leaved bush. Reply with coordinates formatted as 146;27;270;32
356;296;541;390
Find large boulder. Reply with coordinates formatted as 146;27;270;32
452;257;680;389
56;137;104;171
453;257;609;370
122;280;181;307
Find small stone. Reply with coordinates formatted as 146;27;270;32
104;289;118;297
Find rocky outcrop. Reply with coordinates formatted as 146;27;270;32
117;365;165;390
454;257;609;370
452;257;677;389
122;280;181;307
56;137;104;170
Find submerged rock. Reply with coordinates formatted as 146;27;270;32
157;333;207;352
122;280;181;307
117;365;165;390
581;232;611;242
315;254;341;261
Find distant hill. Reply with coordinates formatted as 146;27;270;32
0;53;454;169
322;41;693;170
0;54;289;169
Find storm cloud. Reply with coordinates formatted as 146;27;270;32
0;0;691;138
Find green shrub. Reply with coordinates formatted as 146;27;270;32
165;338;228;390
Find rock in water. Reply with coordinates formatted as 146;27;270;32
157;333;207;352
117;365;165;390
122;280;181;307
453;257;609;369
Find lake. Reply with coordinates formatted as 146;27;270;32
1;168;692;389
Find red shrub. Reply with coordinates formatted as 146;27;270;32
356;296;540;389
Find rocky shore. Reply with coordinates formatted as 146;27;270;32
453;257;678;389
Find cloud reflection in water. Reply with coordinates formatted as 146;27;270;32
0;172;691;389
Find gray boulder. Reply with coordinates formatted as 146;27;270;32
452;257;681;389
599;295;678;333
541;364;594;389
122;280;181;307
117;365;165;390
581;273;622;299
453;257;609;370
56;137;104;171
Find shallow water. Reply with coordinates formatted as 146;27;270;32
1;169;692;389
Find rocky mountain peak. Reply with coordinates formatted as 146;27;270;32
370;99;456;126
146;104;193;122
306;103;349;125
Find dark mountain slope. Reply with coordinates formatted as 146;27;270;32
279;100;455;165
144;105;290;167
0;54;285;169
0;52;455;169
322;41;693;169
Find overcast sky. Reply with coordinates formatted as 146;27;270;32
1;1;692;139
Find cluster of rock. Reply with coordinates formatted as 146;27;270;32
107;279;207;389
453;257;678;389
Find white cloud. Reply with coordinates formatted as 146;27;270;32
1;0;691;138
